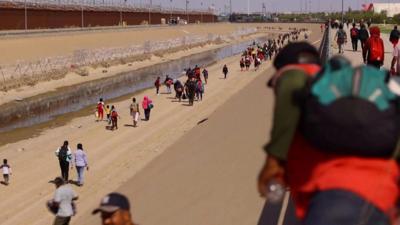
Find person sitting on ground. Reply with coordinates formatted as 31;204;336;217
92;192;137;225
365;26;385;69
0;159;12;185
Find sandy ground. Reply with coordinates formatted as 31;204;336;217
0;23;321;225
0;23;293;65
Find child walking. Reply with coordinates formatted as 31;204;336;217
1;159;12;185
110;105;120;130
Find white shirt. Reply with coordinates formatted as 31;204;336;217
54;185;77;217
0;164;11;175
393;45;400;74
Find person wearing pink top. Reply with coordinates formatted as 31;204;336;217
142;96;153;121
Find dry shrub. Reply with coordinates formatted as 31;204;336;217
75;67;89;76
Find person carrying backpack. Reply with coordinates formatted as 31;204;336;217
195;79;204;101
390;25;400;48
359;23;370;63
55;141;73;182
365;26;385;69
259;43;400;225
350;23;359;51
142;96;153;121
335;24;347;54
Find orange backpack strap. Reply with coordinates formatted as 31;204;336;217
268;64;320;89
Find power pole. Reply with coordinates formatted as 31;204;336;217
24;0;27;30
341;0;344;24
149;0;152;25
186;0;189;23
229;0;232;16
247;0;250;16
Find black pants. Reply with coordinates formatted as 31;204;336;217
351;38;358;51
224;72;227;79
368;60;382;69
144;108;151;120
53;216;71;225
59;160;69;182
361;40;367;62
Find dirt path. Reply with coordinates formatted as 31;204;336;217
0;23;321;225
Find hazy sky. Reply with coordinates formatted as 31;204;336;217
136;0;399;13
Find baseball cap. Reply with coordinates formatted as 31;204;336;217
92;192;130;214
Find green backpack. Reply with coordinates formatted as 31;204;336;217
299;59;400;157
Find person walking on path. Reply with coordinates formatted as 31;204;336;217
0;159;12;185
240;58;245;71
110;105;120;130
195;79;204;101
96;98;105;122
92;192;137;225
130;98;140;127
185;78;197;106
222;64;229;79
390;25;400;47
154;77;161;95
48;177;78;225
55;141;73;182
350;23;359;51
359;24;370;63
365;26;385;69
164;75;173;94
74;144;88;187
142;96;153;121
202;68;209;84
391;42;400;76
174;80;184;102
105;105;111;125
335;24;347;54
